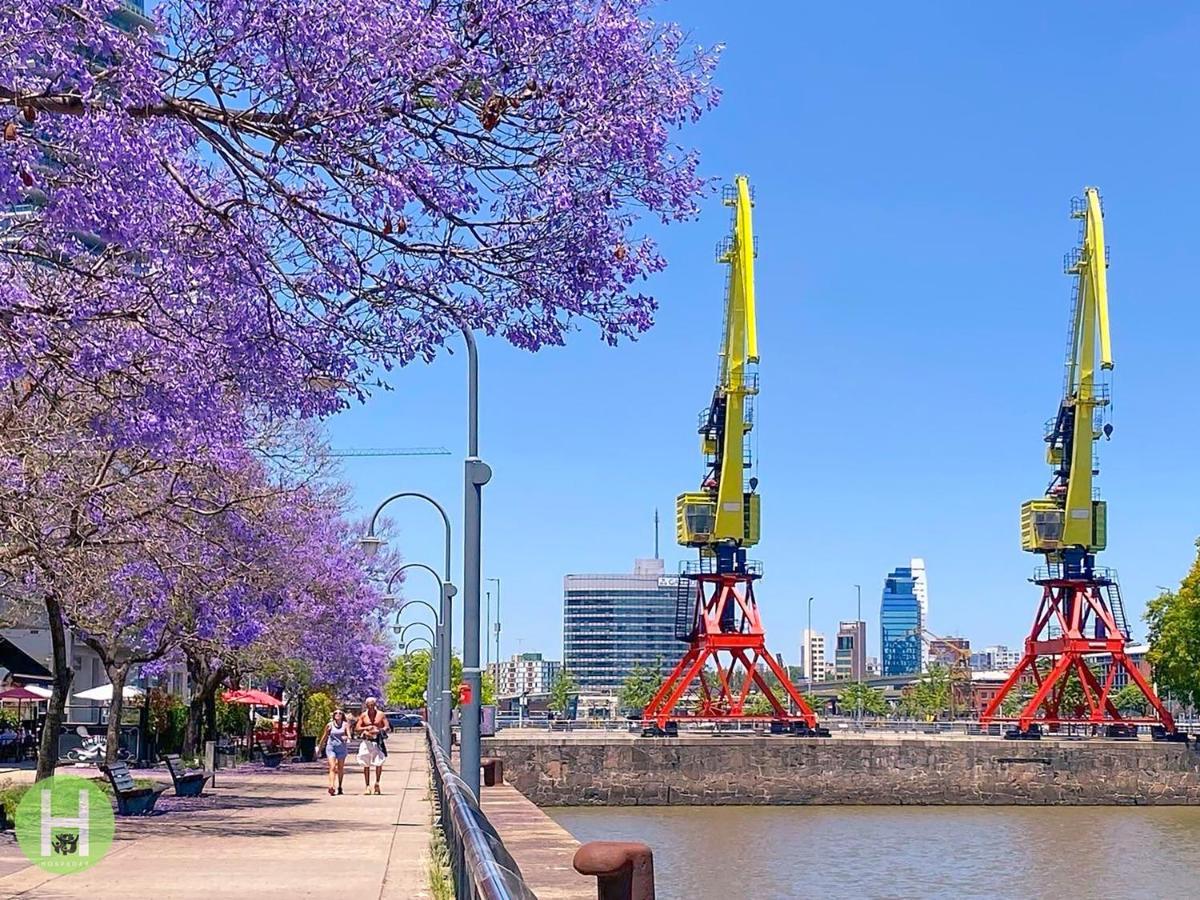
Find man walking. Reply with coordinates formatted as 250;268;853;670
355;697;389;794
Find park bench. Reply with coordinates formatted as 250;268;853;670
162;753;211;797
101;760;166;815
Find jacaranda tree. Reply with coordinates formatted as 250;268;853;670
1;0;717;777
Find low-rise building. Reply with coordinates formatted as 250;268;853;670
489;652;562;698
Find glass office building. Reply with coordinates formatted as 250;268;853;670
880;566;922;676
563;559;684;696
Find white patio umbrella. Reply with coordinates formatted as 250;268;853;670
73;684;145;701
22;685;52;699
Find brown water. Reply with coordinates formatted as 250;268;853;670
549;805;1200;899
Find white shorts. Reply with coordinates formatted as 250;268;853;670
357;740;386;767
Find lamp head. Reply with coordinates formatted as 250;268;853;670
359;534;385;559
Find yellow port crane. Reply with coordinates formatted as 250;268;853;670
983;188;1176;735
644;176;818;732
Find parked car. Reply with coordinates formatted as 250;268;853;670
387;712;424;729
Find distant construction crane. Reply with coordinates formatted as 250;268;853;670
329;447;451;458
642;176;823;736
980;189;1176;739
907;628;972;719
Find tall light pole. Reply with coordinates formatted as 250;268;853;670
485;590;491;673
361;496;455;756
460;326;490;800
488;577;501;674
854;584;863;727
360;326;488;798
806;596;814;696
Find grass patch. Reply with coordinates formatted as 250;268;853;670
0;774;156;823
428;826;454;900
427;775;454;900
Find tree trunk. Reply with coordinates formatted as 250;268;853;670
103;662;129;766
182;659;224;757
183;653;205;757
183;693;205;758
35;592;73;782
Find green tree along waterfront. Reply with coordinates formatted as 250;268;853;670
839;682;888;717
1146;540;1200;710
618;663;664;714
549;670;579;715
386;652;465;710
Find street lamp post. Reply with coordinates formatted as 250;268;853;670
854;584;863;728
806;596;814;697
397;619;437;645
360;326;489;799
460;326;490;800
361;496;456;756
488;577;501;674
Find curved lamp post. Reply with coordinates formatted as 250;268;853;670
360;496;456;757
397;620;437;647
387;563;453;749
360;326;489;798
405;636;435;655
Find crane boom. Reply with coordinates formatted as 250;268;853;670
677;175;760;557
329;447;451;457
1020;187;1112;571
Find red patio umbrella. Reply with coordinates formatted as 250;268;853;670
0;685;45;738
221;689;283;706
0;686;45;701
222;689;285;753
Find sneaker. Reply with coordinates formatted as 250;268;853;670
337;787;343;795
373;784;381;795
327;787;335;796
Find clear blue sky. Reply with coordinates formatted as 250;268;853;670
329;2;1200;664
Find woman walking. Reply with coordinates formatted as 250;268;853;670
318;709;352;795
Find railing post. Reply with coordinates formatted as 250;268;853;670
573;841;656;900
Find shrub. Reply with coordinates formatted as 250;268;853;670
303;692;336;737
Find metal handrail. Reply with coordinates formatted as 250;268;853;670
425;727;536;900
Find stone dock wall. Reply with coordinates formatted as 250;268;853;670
480;733;1200;806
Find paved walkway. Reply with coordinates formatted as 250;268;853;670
0;731;433;899
481;782;592;899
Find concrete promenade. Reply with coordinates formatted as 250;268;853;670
481;780;592;899
0;730;433;899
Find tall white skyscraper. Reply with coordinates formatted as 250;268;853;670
799;629;826;683
911;557;929;670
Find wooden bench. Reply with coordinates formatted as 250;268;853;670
162;753;211;797
101;761;166;815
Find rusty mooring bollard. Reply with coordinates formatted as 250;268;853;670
573;841;655;900
481;757;504;786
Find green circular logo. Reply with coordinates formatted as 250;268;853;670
15;775;115;873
